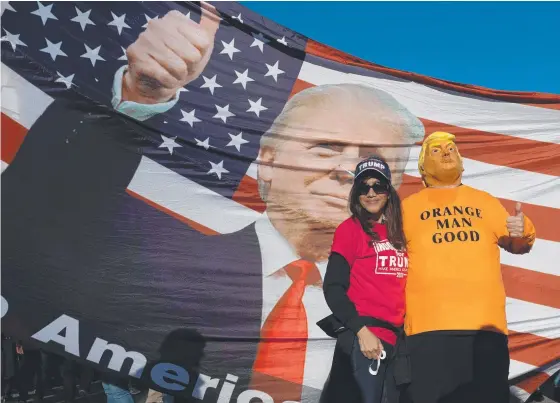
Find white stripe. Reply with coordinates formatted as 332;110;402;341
507;297;560;340
246;162;258;180
1;160;8;173
405;146;559;209
510;359;538;380
299;61;560;144
501;238;559;277
1;64;53;129
128;157;260;234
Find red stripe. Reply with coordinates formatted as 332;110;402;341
1;113;28;164
509;331;560;369
289;79;315;99
304;39;560;108
232;174;266;213
514;372;551;395
397;174;425;199
502;264;560;309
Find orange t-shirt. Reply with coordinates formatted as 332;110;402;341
402;185;535;336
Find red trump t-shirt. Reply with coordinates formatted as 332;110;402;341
331;217;408;344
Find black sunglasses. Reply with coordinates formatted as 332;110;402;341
357;182;390;196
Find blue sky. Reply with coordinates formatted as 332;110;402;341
241;2;560;95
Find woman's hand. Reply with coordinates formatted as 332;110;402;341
357;327;384;359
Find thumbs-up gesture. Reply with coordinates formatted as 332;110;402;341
123;2;221;104
506;202;525;238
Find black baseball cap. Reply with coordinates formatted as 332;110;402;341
353;157;392;183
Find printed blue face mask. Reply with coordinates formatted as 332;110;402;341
368;349;387;376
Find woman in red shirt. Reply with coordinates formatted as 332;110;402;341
319;156;408;403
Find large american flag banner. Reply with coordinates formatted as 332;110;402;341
1;1;559;402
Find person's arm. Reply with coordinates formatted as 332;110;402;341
495;201;536;255
323;251;384;359
323;252;365;334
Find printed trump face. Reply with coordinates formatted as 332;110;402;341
257;99;411;252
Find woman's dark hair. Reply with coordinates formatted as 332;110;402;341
349;156;406;250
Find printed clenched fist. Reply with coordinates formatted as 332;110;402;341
122;2;220;104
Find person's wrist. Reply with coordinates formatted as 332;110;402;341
357;326;369;337
121;71;174;105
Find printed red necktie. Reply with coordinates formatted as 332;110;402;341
251;259;321;400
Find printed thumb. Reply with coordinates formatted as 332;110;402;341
199;1;221;35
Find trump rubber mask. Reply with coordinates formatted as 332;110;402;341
418;131;464;187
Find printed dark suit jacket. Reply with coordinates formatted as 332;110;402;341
2;99;271;400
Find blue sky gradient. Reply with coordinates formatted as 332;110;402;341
241;2;560;95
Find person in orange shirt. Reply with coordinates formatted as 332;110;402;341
400;131;536;403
